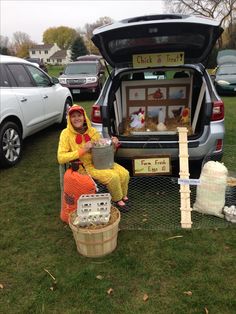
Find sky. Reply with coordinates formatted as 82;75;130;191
1;0;165;43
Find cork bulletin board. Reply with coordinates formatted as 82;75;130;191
120;78;192;135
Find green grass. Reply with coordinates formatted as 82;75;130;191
0;98;235;313
223;96;235;146
222;97;236;172
47;65;64;78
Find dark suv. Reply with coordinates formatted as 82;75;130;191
58;55;105;97
90;14;225;177
25;58;48;72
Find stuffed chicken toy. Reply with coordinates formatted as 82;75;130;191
180;107;190;124
130;108;145;128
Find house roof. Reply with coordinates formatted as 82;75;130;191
50;50;67;59
29;44;54;50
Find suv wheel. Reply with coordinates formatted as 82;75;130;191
0;121;22;167
60;98;72;128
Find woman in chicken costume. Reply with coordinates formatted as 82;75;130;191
58;105;130;211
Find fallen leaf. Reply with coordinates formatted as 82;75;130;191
0;284;4;289
44;268;56;281
107;288;113;295
143;293;149;301
183;291;192;296
142;218;148;222
164;235;183;241
96;275;103;280
204;307;209;314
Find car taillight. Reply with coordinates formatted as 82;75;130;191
215;139;223;151
91;104;102;123
211;100;224;121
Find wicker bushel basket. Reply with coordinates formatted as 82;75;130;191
69;206;120;258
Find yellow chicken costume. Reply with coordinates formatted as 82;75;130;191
57;105;130;203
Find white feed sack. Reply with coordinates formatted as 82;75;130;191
193;161;228;218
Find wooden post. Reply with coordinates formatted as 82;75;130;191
177;127;192;228
192;81;206;134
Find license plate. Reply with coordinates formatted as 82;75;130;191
133;156;171;176
72;89;80;94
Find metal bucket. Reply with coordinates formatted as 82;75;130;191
92;145;114;169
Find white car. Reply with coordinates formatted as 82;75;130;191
0;55;73;167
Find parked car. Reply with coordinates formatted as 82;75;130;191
90;14;225;177
25;57;48;73
76;54;103;62
0;55;73;167
58;56;105;98
214;64;236;95
213;49;236;95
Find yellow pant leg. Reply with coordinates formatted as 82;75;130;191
112;163;130;198
86;163;130;202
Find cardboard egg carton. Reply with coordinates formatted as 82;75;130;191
77;193;111;227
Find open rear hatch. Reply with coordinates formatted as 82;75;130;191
92;14;223;142
92;14;223;68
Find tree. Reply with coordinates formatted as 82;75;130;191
164;0;236;48
12;31;35;58
0;46;10;55
0;35;11;55
70;36;88;61
43;26;77;49
223;21;236;48
83;16;113;54
16;42;35;58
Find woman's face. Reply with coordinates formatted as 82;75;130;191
70;111;85;130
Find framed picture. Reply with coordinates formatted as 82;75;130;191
147;87;167;100
146;106;167;131
169;86;186;99
168;105;185;119
129;88;145;100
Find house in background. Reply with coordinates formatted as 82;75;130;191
29;43;70;65
49;49;71;65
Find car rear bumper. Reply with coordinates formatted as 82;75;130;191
116;124;224;160
114;122;224;176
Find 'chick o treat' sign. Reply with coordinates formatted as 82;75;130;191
133;52;184;68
